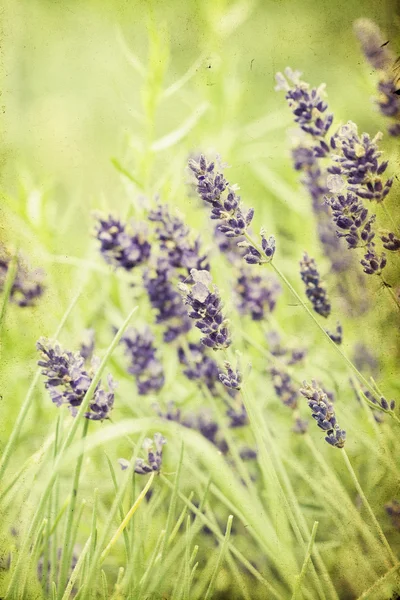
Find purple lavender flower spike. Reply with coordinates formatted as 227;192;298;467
178;342;220;395
325;188;376;250
179;269;231;350
300;380;346;448
329;123;393;203
148;203;209;272
275;68;334;143
236;268;281;321
0;249;45;308
239;447;257;460
95;214;151;271
144;258;192;343
299;253;331;318
360;243;387;275
153;401;181;423
120;327;165;395
380;231;400;252
189;155;266;264
37;338;116;420
219;361;242;390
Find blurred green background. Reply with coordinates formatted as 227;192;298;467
2;0;399;201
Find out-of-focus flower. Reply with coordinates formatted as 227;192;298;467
226;403;248;427
269;366;298;409
352;343;379;377
179;269;231;350
292;416;309;434
120;434;167;475
144;258;192;343
120;327;165;395
37;338;116;420
148;203;209;272
95;215;151;271
178;342;220;395
0;249;45;308
300;380;346;448
236;268;281;320
385;500;400;529
326;322;343;345
354;19;400;137
80;329;95;361
299;253;331;317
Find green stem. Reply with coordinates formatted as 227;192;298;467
100;471;155;563
342;448;397;566
204;515;233;600
58;419;89;599
291;522;319;600
356;562;400;600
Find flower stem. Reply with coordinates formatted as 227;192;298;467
100;471;155;563
291;522;319;600
341;448;397;566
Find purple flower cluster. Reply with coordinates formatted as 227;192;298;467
80;329;95;361
37;338;116;420
350;379;385;424
226;403;248;428
0;249;45;308
269;366;298;409
148;204;208;272
236;268;281;320
277;73;352;276
219;361;242;390
299;253;331;318
300;380;346;448
120;433;167;475
144;258;192;343
326;187;376;250
189;155;274;266
120;327;165;395
95;215;151;271
354;19;400;137
275;68;333;150
179;269;231;350
360;244;387;275
380;231;400;252
178;342;220;395
329;123;393;202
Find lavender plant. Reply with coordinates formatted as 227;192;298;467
4;11;400;600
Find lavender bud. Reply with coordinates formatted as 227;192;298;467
134;433;166;475
179;269;231;350
219;361;242;390
300;380;346;448
380;231;400;252
360;244;387;275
